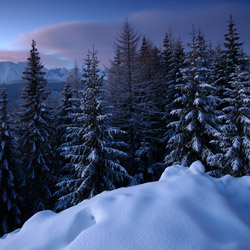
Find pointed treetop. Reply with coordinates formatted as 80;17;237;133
224;13;245;69
116;18;140;49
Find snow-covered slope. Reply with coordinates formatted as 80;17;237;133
0;62;26;83
0;62;70;83
44;67;70;82
1;161;250;250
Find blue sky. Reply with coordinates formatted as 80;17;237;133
0;0;249;68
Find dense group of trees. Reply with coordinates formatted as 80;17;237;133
0;14;250;236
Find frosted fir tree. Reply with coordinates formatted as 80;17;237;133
210;42;226;108
164;38;187;166
163;38;185;145
56;48;130;210
55;82;76;172
217;68;250;176
56;82;75;153
163;34;182;144
132;36;153;179
224;14;246;73
211;15;250;177
165;30;220;170
162;32;175;114
133;38;166;182
213;15;246;110
54;82;78;209
18;40;56;217
0;89;22;236
161;32;174;90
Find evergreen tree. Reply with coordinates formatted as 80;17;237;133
0;89;22;236
213;15;250;176
56;48;130;209
56;82;75;153
165;30;219;169
132;37;156;182
224;14;245;72
210;42;226;110
104;47;123;119
134;38;166;182
108;18;140;175
149;46;168;172
54;82;78;210
162;32;173;75
18;40;56;218
163;32;177;143
164;38;185;157
213;14;246;110
217;68;250;176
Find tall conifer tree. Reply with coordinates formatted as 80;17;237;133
18;40;56;217
214;15;250;176
165;30;219;169
105;19;140;175
56;48;130;209
0;89;22;236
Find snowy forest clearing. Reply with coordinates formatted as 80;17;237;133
1;161;250;250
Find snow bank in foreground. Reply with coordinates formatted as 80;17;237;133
1;161;250;250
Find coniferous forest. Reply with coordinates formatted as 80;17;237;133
1;14;250;236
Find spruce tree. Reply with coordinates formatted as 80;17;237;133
210;42;226;110
224;14;245;72
214;15;250;176
165;31;219;169
0;89;22;236
218;68;250;176
131;37;154;182
18;40;56;218
56;82;75;155
54;82;78;210
133;38;166;182
213;14;246;110
56;48;130;209
163;32;177;144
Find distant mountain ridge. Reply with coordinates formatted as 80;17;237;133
0;62;70;84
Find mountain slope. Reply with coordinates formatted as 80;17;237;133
1;161;250;250
0;62;70;83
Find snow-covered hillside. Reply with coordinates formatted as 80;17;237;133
1;161;250;250
45;67;70;82
0;62;70;83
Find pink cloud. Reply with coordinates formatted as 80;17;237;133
0;50;28;62
14;21;121;68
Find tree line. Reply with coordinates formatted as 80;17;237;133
0;14;250;236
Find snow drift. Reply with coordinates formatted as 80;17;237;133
1;161;250;250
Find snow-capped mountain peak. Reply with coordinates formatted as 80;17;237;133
0;62;70;84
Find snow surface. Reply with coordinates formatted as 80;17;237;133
1;161;250;250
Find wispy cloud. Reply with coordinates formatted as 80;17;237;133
12;21;121;68
0;50;28;62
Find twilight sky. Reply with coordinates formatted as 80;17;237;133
0;0;249;68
